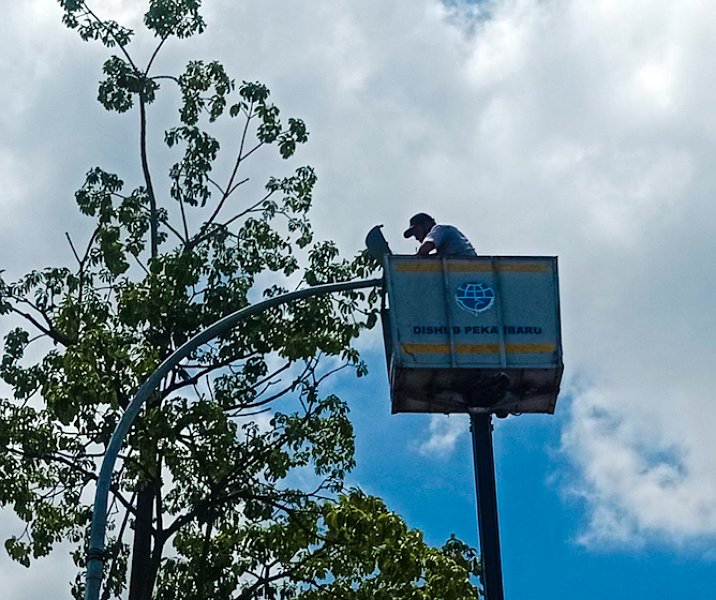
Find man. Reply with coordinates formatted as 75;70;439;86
403;213;477;257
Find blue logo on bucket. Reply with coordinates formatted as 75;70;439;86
455;282;495;316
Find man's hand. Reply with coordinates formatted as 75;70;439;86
417;241;436;256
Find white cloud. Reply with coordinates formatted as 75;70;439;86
419;414;469;457
562;387;716;547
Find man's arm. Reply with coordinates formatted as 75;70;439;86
417;241;436;256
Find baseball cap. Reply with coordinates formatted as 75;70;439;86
403;213;435;238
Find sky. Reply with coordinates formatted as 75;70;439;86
2;0;716;598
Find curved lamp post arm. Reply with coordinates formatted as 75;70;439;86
84;277;383;600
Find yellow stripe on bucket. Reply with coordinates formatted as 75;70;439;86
401;343;555;354
395;262;548;273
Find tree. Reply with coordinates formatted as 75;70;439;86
0;2;481;599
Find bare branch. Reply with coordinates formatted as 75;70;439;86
145;36;170;76
65;232;82;265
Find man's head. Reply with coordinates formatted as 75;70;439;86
403;213;436;242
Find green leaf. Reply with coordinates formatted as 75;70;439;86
145;0;206;38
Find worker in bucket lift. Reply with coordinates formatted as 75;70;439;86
403;213;477;257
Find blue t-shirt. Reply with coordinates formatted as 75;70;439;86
424;224;476;256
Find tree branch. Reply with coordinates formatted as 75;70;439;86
80;2;139;72
8;306;72;347
145;36;169;76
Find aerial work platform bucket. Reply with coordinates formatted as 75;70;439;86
382;255;563;415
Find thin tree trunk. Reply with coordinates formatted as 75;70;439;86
129;479;157;600
129;93;161;600
140;96;159;258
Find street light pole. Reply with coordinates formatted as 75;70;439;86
470;412;505;600
84;277;383;600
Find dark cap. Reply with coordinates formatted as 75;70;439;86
403;213;435;238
